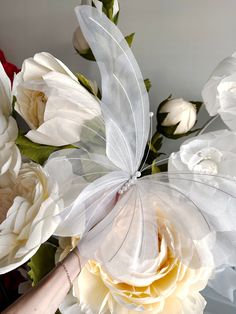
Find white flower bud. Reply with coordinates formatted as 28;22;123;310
159;98;197;135
73;25;90;55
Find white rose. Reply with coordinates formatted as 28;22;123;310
158;98;197;135
59;217;213;314
202;52;236;131
0;162;63;274
0;62;21;186
14;52;101;146
168;129;236;302
168;129;236;177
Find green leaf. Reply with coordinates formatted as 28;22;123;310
156;95;172;113
125;33;135;47
76;73;98;96
151;160;160;174
99;0;120;22
157;122;180;139
141;132;163;168
11;96;17;119
144;79;152;92
149;132;163;154
74;46;96;62
157;123;201;139
190;101;203;113
28;243;57;286
16;134;75;165
113;11;120;24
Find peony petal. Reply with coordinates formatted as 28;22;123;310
34;52;77;80
25;117;82;146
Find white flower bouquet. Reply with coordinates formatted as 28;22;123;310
1;1;236;313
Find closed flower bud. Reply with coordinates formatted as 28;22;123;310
73;25;90;55
157;97;197;138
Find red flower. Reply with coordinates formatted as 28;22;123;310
0;50;20;83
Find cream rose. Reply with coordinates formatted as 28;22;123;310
0;62;21;186
0;162;63;274
59;217;213;314
14;52;101;146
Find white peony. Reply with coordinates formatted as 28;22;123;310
59;216;213;314
168;129;236;177
0;162;63;274
202;52;236;131
168;129;236;302
14;52;101;146
0;62;21;186
158;98;197;135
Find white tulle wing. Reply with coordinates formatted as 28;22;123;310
153;171;236;269
85;170;236;280
78;182;159;286
44;148;128;236
75;5;150;174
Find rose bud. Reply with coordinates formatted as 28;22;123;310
157;97;198;138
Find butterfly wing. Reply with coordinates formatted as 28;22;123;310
75;5;150;174
79;183;159;286
45;149;129;237
78;171;215;285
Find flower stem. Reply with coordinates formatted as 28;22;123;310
197;114;220;136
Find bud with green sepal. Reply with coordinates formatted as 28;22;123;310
156;96;202;139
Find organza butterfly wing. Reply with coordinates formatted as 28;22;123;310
70;6;161;278
75;5;150;174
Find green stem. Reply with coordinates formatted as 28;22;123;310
197;114;220;136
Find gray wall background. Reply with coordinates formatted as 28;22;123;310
1;0;236;101
1;0;234;153
0;1;236;312
1;0;236;105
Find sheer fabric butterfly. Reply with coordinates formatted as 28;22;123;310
45;6;236;290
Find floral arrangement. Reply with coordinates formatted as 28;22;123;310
1;1;236;313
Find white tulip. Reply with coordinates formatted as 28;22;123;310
158;98;197;135
202;52;236;131
14;52;101;146
0;62;21;186
0;162;63;274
